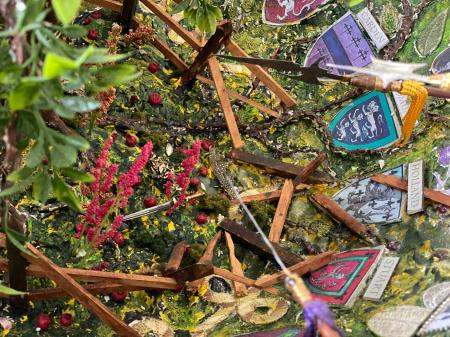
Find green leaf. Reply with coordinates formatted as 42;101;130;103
93;64;139;89
9;81;41;111
85;49;129;64
204;8;217;34
53;104;75;119
62;168;95;182
53;133;90;151
196;7;208;32
172;0;190;14
209;5;223;20
416;9;448;56
51;0;82;25
50;143;78;168
61;96;101;112
7;166;35;183
43;53;77;79
59;24;88;38
26;134;46;167
4;224;33;257
0;283;27;296
33;171;51;203
0;175;36;197
52;176;82;212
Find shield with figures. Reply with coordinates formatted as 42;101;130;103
304;12;374;74
329;91;400;151
262;0;328;25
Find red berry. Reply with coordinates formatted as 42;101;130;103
201;140;214;151
111;291;127;302
87;29;98;40
144;196;157;208
42;158;49;165
190;177;201;190
195;213;208;225
129;95;139;105
148;93;162;106
147;63;159;73
113;232;125;247
125;133;138;147
199;166;208;177
91;11;102;19
36;313;52;331
83;17;93;25
75;223;83;233
59;313;73;327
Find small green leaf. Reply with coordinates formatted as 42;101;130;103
59;24;88;38
53;133;90;151
62;167;95;182
51;0;82;25
9;81;41;111
0;283;27;296
93;64;139;89
52;176;82;212
205;8;217;34
0;175;36;197
26;136;46;167
4;224;33;257
172;0;189;14
33;171;51;203
50;143;77;168
61;96;101;112
85;49;129;64
43;53;77;79
209;5;223;21
7;166;35;183
53;104;75;119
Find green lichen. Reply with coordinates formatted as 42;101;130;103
198;193;231;215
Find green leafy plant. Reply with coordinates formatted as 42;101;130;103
172;0;223;34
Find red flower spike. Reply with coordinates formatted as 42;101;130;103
148;93;162;106
199;166;208;177
144;196;157;208
111;291;127;302
195;213;208;225
87;29;98;40
125;133;138;147
113;232;125;247
36;313;52;331
147;63;159;73
59;313;73;327
201;140;214;151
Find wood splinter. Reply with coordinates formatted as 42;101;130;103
269;179;294;243
163;241;190;275
224;232;247;296
310;193;375;245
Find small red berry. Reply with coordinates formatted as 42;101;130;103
147;63;159;73
111;291;127;302
87;29;98;40
83;17;93;25
144;196;157;208
195;213;208;225
201;140;214;151
75;223;83;233
125;133;138;147
148;93;162;106
36;313;52;331
190;177;201;190
129;95;139;105
42;158;49;165
199;166;208;177
59;313;73;327
91;11;102;19
113;232;125;247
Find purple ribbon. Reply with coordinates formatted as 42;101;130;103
303;299;344;337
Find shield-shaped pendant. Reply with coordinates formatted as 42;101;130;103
262;0;328;26
431;47;450;74
329;91;401;151
304;12;374;75
333;165;406;225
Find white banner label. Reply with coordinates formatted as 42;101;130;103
407;160;424;214
364;257;399;301
357;8;389;50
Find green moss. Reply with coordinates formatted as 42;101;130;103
248;201;275;228
198;192;231;215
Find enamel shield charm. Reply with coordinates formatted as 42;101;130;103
262;0;328;26
431;47;450;74
332;165;405;225
329;91;400;151
304;12;374;74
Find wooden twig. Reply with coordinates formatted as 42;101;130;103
24;245;141;337
163;241;189;275
371;175;450;207
255;251;335;288
120;0;138;33
268;179;294;243
208;57;243;149
224;232;247;296
310;193;375;245
219;220;301;266
292;152;326;187
229;149;334;184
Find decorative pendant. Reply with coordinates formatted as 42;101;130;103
431;47;450;74
262;0;328;26
329;91;401;151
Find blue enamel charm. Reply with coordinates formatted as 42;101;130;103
333;165;405;225
329;91;400;151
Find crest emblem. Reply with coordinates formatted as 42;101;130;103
304;247;383;307
431;47;450;74
262;0;328;26
333;165;405;225
304;12;374;75
329;91;400;151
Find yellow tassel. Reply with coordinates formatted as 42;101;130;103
397;80;428;147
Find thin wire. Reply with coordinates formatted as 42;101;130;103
224;175;289;273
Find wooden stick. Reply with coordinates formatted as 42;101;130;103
84;0;123;12
292;152;327;187
219;220;301;266
224;232;247;296
255;251;335;288
181;21;232;85
268;179;294;243
208;57;243;149
163;241;189;275
310;193;375;245
120;0;138;33
371;174;450;207
24;245;141;337
229;149;334;184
